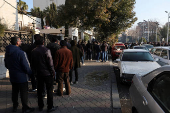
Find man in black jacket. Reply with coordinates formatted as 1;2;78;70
5;37;34;113
31;36;57;112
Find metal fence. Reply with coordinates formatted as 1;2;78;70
0;31;50;52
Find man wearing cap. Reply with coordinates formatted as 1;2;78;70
54;40;73;96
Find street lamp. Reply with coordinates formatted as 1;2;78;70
156;22;159;43
165;11;170;44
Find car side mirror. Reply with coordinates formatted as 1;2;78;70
154;58;159;62
163;56;168;59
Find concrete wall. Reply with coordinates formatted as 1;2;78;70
18;14;41;30
0;0;18;30
0;54;9;79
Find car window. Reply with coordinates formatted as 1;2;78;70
160;50;168;59
150;48;156;54
147;72;170;113
115;46;125;49
154;49;162;56
122;52;154;61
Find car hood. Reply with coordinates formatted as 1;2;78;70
121;61;161;76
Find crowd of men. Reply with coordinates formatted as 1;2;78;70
4;34;111;113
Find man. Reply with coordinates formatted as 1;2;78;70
54;40;73;96
69;40;83;84
4;37;34;113
31;36;56;112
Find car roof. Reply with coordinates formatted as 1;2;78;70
153;46;170;50
123;49;149;52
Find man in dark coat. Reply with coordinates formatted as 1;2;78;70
54;40;73;96
69;40;83;84
31;36;56;112
4;37;34;113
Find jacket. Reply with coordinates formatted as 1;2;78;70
31;45;55;77
46;42;60;62
70;46;83;68
54;47;73;73
4;45;32;83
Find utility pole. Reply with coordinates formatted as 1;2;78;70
165;11;169;44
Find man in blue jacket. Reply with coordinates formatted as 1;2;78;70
4;37;34;113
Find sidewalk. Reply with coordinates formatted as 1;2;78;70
0;60;121;113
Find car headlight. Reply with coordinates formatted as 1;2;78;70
122;73;135;78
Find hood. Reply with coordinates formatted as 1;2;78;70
121;61;161;75
5;45;20;56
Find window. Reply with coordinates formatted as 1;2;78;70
154;49;162;56
160;50;168;59
122;52;154;61
148;72;170;113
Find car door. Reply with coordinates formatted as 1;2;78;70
159;49;169;65
145;72;170;113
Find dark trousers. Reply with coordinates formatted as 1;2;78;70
69;68;78;82
37;76;53;109
30;73;37;90
57;72;71;96
11;82;29;110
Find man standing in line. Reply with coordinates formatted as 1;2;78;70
54;40;73;96
31;36;56;112
4;37;35;113
69;40;83;84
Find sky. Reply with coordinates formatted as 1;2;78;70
17;0;170;27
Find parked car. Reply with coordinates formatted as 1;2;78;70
150;46;170;66
142;44;154;51
133;46;149;51
111;43;126;61
116;49;160;83
129;65;170;113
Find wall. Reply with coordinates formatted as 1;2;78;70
0;0;18;30
18;14;41;30
0;54;8;79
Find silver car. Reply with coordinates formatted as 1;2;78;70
129;65;170;113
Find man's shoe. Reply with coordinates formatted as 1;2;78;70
39;107;43;111
47;106;57;112
43;94;47;99
32;89;37;92
74;81;78;84
70;82;73;85
12;107;17;112
22;108;35;113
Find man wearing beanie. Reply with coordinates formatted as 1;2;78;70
54;40;73;96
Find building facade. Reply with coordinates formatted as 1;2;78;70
33;0;65;10
0;0;18;30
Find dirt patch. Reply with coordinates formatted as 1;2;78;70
85;71;109;87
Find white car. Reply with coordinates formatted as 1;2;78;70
150;46;170;66
116;49;160;83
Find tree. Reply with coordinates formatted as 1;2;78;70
17;0;28;29
44;3;58;28
58;0;137;41
30;7;45;29
160;25;169;41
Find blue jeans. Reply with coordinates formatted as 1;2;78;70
102;51;106;62
96;52;100;61
81;56;84;64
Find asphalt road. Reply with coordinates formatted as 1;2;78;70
112;61;132;113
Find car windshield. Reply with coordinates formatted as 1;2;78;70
134;47;148;50
115;46;125;49
144;45;154;49
122;52;154;61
